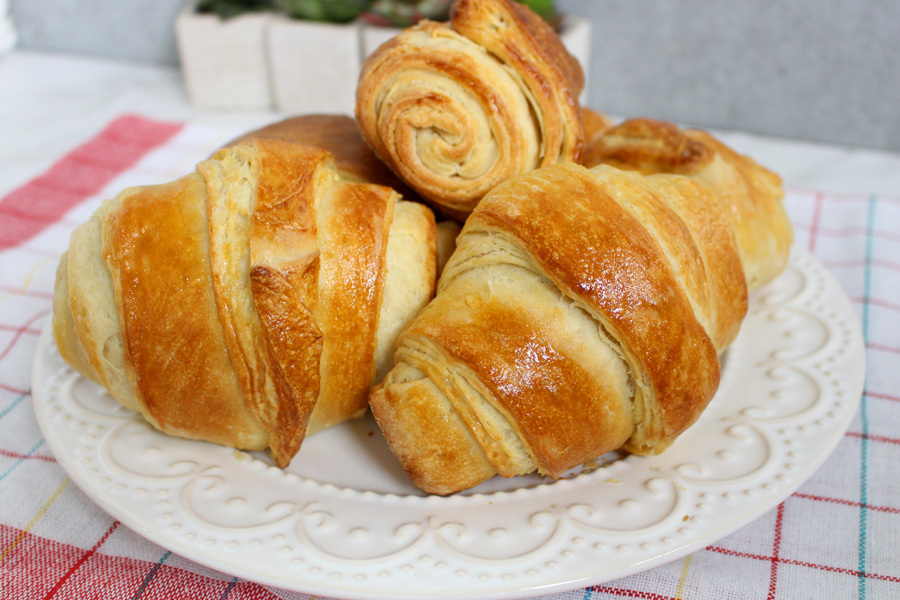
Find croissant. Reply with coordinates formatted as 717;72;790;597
226;113;464;267
581;107;613;148
355;0;585;220
582;118;793;291
369;159;789;495
53;138;437;467
223;114;417;199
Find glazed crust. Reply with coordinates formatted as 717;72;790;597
355;0;584;218
305;179;394;433
223;114;417;198
583;118;793;291
104;172;270;450
53;138;438;467
370;161;759;495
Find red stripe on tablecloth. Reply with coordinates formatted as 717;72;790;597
0;449;56;463
587;587;676;599
222;581;281;600
0;524;236;599
787;189;900;206
140;570;281;600
866;342;900;355
851;296;900;314
793;493;900;515
864;391;900;403
0;309;50;362
808;192;824;253
0;383;29;395
705;545;900;583
823;258;900;274
0;115;183;250
41;522;120;600
792;223;900;244
767;503;785;600
0;324;42;336
846;431;900;446
866;342;900;354
0;284;54;300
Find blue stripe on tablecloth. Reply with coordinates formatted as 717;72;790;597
0;393;27;420
130;550;171;600
0;438;44;483
219;577;238;600
858;195;877;599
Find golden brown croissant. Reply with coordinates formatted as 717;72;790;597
53;138;437;468
582;118;793;291
355;0;585;220
370;160;790;495
581;107;614;148
223;114;417;199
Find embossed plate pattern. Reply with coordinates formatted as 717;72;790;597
32;249;865;600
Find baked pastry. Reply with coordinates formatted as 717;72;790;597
223;114;416;199
582;118;792;290
370;160;780;495
355;0;585;219
53;138;437;467
581;107;613;148
225;114;467;261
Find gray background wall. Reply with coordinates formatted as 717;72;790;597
8;0;900;152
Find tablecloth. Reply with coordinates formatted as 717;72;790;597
0;115;897;600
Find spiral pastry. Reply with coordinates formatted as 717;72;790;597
356;0;585;219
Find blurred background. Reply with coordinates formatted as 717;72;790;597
6;0;899;152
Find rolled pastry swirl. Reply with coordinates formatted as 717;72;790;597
356;0;585;219
583;118;793;291
53;138;437;467
370;161;775;495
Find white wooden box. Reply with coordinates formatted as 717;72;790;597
266;16;361;115
175;3;272;109
176;4;592;112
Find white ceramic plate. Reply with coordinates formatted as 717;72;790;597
32;249;865;600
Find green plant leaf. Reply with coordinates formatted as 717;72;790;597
280;0;373;22
196;0;274;19
515;0;555;21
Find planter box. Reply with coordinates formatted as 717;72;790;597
267;16;361;115
176;3;592;112
175;3;272;109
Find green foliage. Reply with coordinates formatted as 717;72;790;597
196;0;274;19
364;0;453;27
279;0;373;23
516;0;555;21
196;0;556;25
